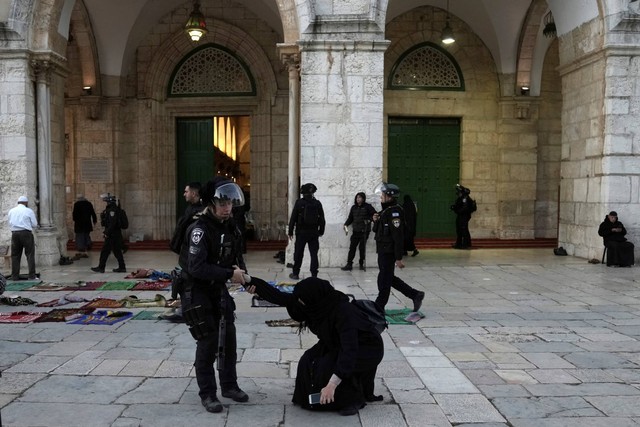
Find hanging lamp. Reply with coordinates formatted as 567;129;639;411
185;0;208;42
441;0;455;44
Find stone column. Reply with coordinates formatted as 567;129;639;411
31;59;59;266
278;45;301;221
298;40;388;267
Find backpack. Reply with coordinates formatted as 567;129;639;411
118;208;129;230
347;294;388;334
299;199;320;226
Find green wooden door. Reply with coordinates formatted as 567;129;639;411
388;117;460;238
176;118;215;216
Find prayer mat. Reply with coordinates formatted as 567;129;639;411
0;296;38;306
33;308;95;323
132;281;171;291
0;311;43;323
37;295;89;307
28;283;74;291
4;281;41;291
131;310;164;320
77;281;106;290
81;298;125;309
251;296;281;308
265;318;300;327
97;281;136;291
119;294;166;308
385;308;425;325
66;310;133;325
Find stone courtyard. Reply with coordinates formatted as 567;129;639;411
1;248;639;426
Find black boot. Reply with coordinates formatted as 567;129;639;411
341;263;352;271
359;260;365;271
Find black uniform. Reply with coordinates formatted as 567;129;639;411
183;210;245;401
343;193;376;269
451;194;474;249
598;217;635;267
96;201;126;270
373;200;421;309
169;201;203;300
288;195;326;277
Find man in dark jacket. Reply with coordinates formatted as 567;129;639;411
288;183;325;280
598;211;635;267
372;182;424;312
341;192;376;271
72;194;97;259
91;194;126;273
183;177;249;413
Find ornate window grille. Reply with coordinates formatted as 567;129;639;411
168;43;256;97
389;42;464;91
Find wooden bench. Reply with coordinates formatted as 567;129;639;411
0;245;11;270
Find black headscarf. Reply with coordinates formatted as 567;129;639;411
287;277;348;335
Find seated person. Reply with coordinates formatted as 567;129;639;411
245;276;384;416
598;211;635;267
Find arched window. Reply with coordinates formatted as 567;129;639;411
168;43;256;97
388;42;464;91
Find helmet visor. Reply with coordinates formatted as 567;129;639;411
213;182;245;207
373;182;387;196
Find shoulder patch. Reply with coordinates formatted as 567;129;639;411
392;218;401;228
110;211;116;217
191;227;204;245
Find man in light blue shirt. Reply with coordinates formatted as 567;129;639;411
7;196;38;280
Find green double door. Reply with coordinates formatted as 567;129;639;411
388;117;460;238
176;118;215;216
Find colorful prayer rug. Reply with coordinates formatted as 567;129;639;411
37;295;89;307
66;310;133;325
33;308;95;322
81;298;125;309
4;281;41;291
0;311;44;323
96;281;136;291
28;283;70;291
132;281;171;291
0;296;38;306
385;308;425;325
77;281;106;290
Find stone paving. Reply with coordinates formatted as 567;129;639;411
1;248;640;426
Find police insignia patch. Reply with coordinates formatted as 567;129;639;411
191;228;204;245
392;218;401;228
110;211;115;217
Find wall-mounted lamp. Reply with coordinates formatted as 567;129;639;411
83;86;92;95
185;0;208;42
520;86;530;96
441;0;455;45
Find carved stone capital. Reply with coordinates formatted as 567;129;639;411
277;44;300;74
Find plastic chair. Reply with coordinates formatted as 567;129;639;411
276;221;287;240
259;223;270;241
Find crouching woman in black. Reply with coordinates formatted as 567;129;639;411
245;277;384;416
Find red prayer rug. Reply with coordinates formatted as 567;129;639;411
0;311;44;323
132;281;171;290
81;298;126;309
33;308;95;322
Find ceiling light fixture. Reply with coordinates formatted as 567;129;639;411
441;0;455;45
185;0;208;42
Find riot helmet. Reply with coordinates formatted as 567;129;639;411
100;193;117;204
374;182;400;197
300;183;317;195
455;184;470;195
202;177;245;207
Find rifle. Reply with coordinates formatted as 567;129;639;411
217;291;227;372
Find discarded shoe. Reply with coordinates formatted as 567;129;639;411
221;386;249;402
365;394;384;402
201;396;223;413
411;250;419;257
289;273;299;280
91;267;105;273
112;267;127;273
412;291;425;313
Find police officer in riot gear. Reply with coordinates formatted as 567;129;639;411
372;182;424;312
288;183;325;280
183;177;249;413
451;184;476;249
91;194;126;273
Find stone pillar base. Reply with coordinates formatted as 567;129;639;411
35;227;60;267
